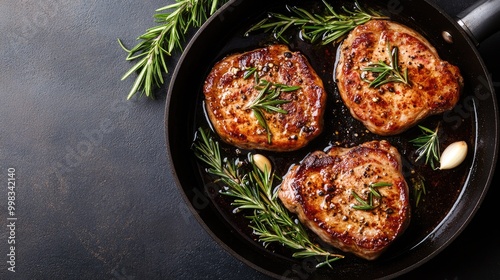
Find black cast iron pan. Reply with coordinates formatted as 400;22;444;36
165;0;499;278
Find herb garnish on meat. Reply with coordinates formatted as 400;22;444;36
243;68;299;143
351;182;392;211
361;43;410;88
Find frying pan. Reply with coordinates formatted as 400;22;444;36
165;0;499;278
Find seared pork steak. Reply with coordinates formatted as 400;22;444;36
204;44;326;151
336;20;463;135
279;140;410;260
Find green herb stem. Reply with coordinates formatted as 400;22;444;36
410;172;426;207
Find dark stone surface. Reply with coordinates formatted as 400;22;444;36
0;0;498;279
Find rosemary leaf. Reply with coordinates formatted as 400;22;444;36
243;67;257;79
410;172;426;207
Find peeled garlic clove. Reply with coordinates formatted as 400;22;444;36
253;154;272;173
439;141;468;170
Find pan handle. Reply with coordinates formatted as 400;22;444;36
456;0;500;45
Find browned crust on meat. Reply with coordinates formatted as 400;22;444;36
279;140;411;260
204;44;326;151
336;20;463;135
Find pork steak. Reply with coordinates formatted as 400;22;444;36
336;20;463;135
204;44;326;151
279;140;411;260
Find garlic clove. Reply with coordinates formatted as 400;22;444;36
253;154;272;173
439;141;468;170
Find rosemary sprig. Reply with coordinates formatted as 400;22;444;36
192;128;344;268
245;0;387;45
361;43;410;88
351;182;392;211
118;0;228;99
244;71;299;143
410;124;440;170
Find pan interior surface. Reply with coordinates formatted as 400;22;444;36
165;0;498;279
